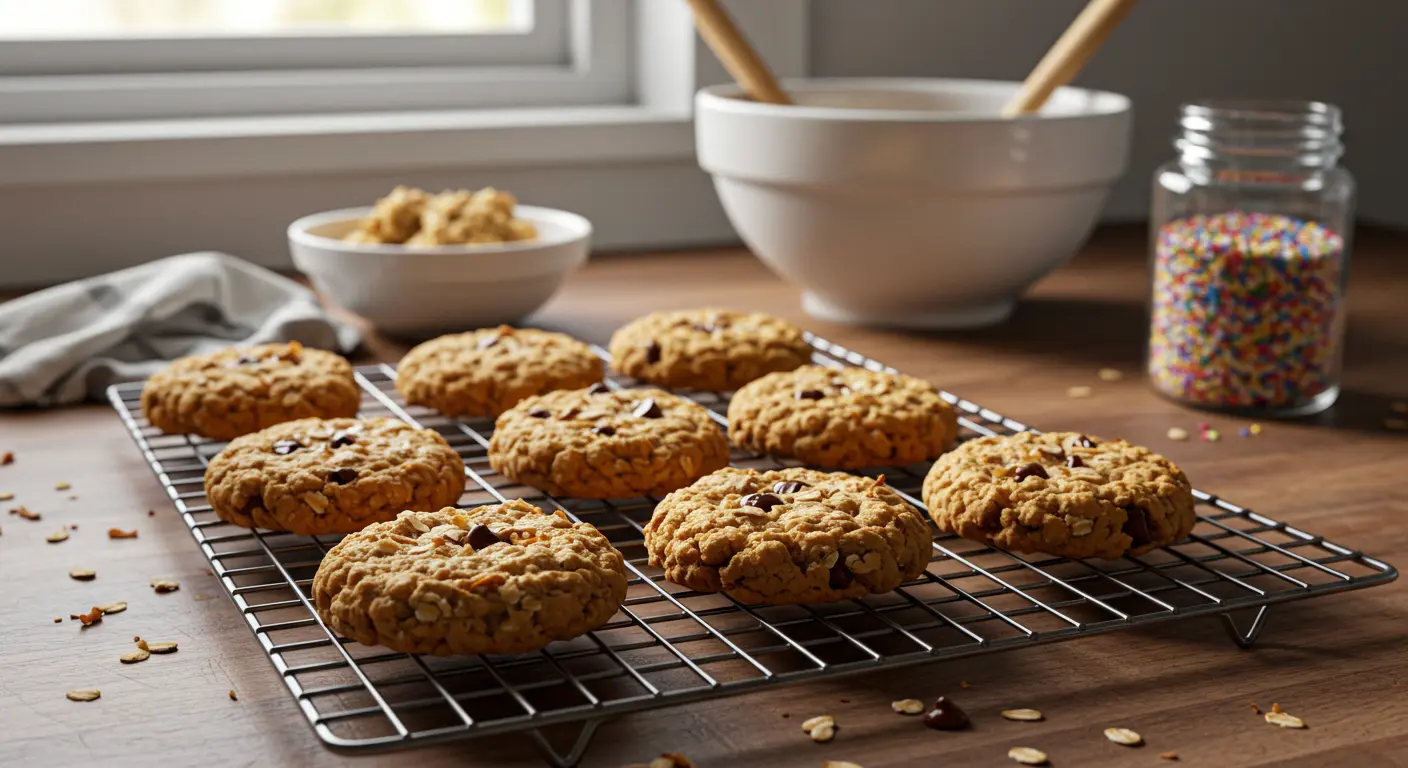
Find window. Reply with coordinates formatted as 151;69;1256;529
0;0;631;122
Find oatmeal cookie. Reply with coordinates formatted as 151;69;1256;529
396;326;604;418
204;417;466;535
312;501;628;655
922;431;1196;559
141;341;360;440
608;309;812;391
489;386;729;499
727;366;958;469
644;468;932;604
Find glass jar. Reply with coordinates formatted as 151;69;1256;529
1147;99;1354;417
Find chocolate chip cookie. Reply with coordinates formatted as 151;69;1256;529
204;417;466;535
922;431;1196;559
488;386;729;499
142;341;360;440
396;326;604;419
644;468;933;604
727;365;959;469
608;309;812;391
312;500;628;656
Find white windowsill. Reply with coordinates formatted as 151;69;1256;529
0;105;697;186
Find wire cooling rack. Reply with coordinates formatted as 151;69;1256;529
107;334;1397;767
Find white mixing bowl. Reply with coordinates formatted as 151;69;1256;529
696;78;1132;329
288;205;591;337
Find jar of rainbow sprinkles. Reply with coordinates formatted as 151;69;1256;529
1148;100;1354;416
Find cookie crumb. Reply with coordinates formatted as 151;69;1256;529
65;689;100;702
1067;386;1093;398
1265;711;1306;729
1249;703;1261;715
891;698;925;715
69;568;96;581
1166;427;1189;441
46;527;69;543
1;451;13;465
150;578;180;593
1104;727;1142;746
1001;708;1044;722
53;617;62;623
54;481;70;491
1271;702;1283;714
781;712;790;718
70;606;103;626
11;506;40;520
1160;752;1179;760
229;689;238;701
69;523;78;530
147;509;156;517
1097;368;1124;381
1007;746;1048;765
108;528;138;539
960;680;971;688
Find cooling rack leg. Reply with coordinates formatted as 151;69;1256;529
1221;606;1271;649
529;718;604;768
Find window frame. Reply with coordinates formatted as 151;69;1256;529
0;0;632;122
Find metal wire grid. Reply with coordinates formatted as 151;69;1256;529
107;334;1397;767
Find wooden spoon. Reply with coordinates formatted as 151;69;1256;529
685;0;791;105
1002;0;1137;117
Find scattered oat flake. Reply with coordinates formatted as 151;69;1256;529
146;641;178;654
0;492;11;501
809;723;836;743
823;762;863;768
1001;709;1044;722
801;715;835;734
54;481;70;491
1008;746;1048;765
1067;385;1093;398
150;578;180;593
120;649;150;664
1160;752;1179;761
96;601;127;614
12;506;40;520
891;698;925;715
108;528;138;539
66;689;100;702
1104;727;1142;746
46;527;69;543
1265;711;1306;729
229;689;238;701
1385;418;1408;431
1166;427;1189;441
69;569;96;581
1098;368;1124;381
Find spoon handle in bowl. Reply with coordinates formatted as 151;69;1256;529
1002;0;1136;117
685;0;791;105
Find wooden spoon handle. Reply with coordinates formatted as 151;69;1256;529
686;0;791;105
1002;0;1136;117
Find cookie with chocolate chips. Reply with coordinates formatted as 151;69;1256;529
921;431;1196;559
488;386;729;499
142;341;360;440
727;365;959;469
608;308;812;391
396;326;604;419
312;500;628;655
204;417;465;535
644;467;932;604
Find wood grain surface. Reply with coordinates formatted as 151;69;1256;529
2;225;1406;768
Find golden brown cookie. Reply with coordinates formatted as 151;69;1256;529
922;431;1196;559
727;365;958;469
141;341;359;440
644;468;932;605
395;326;604;419
488;385;729;499
204;417;465;535
608;309;812;391
312;501;628;656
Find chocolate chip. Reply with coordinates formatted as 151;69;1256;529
528;408;551;418
1079;434;1099;448
476;335;501;350
1014;462;1049;481
592;425;616;436
1066;454;1084;468
795;389;824;401
466;523;502;550
329;431;356;448
632;398;663;419
772;481;810;494
740;492;784;512
1123;507;1153;545
585;383;610;395
643;341;661;364
330;468;358;484
923;697;971;731
272;440;303;455
828;562;853;589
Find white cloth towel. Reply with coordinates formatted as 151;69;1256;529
0;252;359;407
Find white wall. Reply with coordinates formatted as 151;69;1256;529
811;0;1408;226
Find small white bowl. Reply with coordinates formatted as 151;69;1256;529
696;78;1132;329
288;205;591;337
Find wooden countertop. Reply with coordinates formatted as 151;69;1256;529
3;226;1407;768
